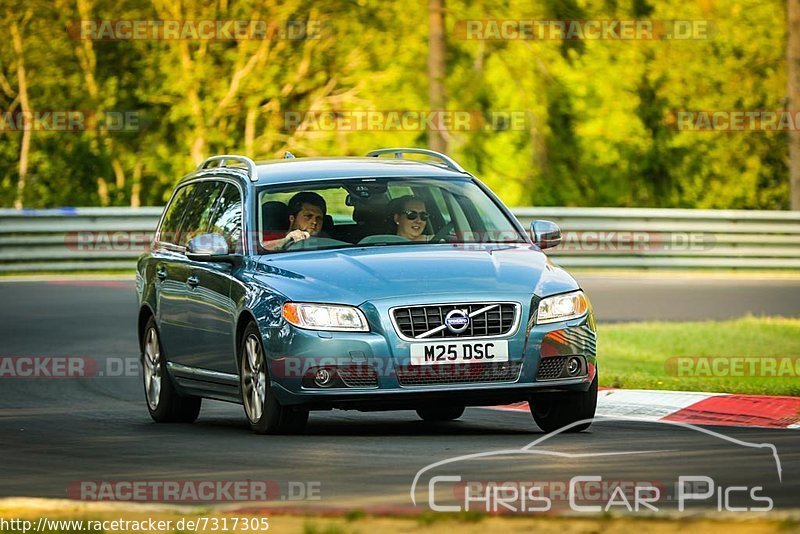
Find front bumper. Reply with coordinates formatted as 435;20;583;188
262;300;598;407
271;377;593;410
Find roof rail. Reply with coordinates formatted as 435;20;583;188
366;148;467;174
198;155;258;182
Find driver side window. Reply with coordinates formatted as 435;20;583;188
209;184;243;253
177;181;225;249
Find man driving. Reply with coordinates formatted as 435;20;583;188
263;191;327;251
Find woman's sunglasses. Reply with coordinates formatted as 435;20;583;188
402;210;429;221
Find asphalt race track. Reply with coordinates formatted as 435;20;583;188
0;276;798;513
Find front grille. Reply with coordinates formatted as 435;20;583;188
536;357;567;380
337;365;378;388
395;361;521;386
392;302;518;340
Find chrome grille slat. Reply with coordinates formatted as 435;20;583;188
391;302;519;340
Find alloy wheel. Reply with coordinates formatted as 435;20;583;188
242;334;266;423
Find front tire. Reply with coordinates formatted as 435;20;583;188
240;322;308;435
416;405;465;422
529;374;598;433
141;317;201;423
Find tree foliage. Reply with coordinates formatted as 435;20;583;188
0;0;790;208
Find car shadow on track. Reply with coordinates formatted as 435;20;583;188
138;407;553;437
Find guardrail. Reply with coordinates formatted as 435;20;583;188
1;207;799;272
0;208;163;272
513;207;800;269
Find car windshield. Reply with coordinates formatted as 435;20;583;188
256;177;528;254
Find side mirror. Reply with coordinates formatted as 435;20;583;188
531;220;562;250
186;233;242;265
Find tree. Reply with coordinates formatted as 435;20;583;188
789;0;800;209
8;10;32;209
0;0;792;210
428;0;447;153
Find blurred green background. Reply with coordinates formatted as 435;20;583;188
0;0;793;210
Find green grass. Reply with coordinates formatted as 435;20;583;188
302;522;351;534
415;511;485;526
599;316;800;396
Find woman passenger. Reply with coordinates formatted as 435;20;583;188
390;195;431;242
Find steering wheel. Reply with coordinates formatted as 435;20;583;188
428;221;455;243
282;235;351;251
280;233;309;251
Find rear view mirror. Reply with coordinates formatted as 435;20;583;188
531;220;562;250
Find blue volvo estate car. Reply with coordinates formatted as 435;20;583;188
136;149;597;434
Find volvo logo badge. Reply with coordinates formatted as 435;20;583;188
444;309;470;333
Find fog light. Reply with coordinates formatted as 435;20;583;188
314;367;336;387
566;357;582;376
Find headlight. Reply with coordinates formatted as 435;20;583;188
536;291;589;324
282;302;369;332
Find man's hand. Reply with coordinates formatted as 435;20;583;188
285;229;311;244
261;229;312;251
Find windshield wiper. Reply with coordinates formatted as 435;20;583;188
448;240;528;245
357;241;430;248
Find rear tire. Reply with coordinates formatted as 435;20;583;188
529;374;597;433
141;317;201;423
240;322;308;435
416;405;465;422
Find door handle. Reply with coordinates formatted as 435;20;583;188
156;266;167;280
187;275;200;288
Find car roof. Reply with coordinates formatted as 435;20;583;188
181;156;471;187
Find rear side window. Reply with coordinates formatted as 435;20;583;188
208;184;243;253
158;184;195;246
177;181;226;248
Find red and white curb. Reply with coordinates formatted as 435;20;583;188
494;388;800;429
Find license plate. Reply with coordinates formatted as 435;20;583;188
409;340;509;366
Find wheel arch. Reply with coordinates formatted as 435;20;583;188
137;304;156;352
234;309;260;367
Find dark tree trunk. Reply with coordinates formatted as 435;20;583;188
789;0;800;209
428;0;447;153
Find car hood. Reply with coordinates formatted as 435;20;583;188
250;244;579;306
